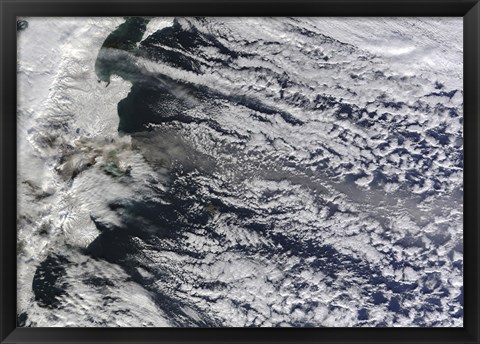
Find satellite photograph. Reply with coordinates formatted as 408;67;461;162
17;17;463;327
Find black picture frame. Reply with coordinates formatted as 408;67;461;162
1;0;479;343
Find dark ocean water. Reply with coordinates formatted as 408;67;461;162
25;17;463;327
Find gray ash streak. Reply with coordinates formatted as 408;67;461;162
27;17;463;327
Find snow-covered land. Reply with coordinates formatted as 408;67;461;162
17;17;463;327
